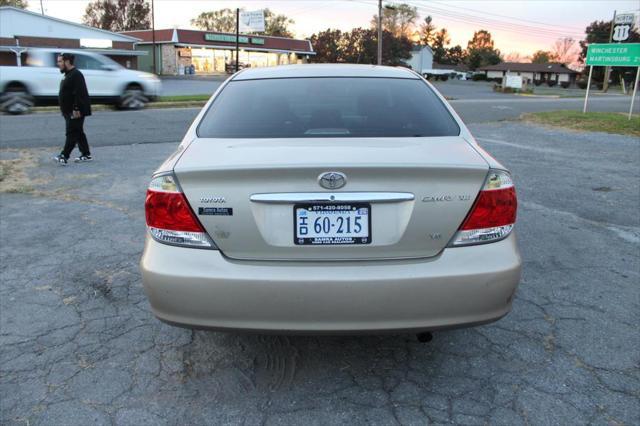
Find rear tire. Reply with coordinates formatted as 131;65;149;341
1;84;34;115
118;84;148;110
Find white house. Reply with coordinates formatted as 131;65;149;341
406;45;433;74
479;62;579;86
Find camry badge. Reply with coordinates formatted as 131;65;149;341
318;172;347;189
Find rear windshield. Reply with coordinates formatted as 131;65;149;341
197;77;460;138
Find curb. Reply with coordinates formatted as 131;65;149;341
23;101;208;114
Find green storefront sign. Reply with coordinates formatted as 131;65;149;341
204;34;249;43
586;43;640;67
204;34;265;45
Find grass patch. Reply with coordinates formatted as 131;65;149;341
0;150;43;194
157;94;211;102
521;111;640;137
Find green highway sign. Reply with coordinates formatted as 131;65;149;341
586;43;640;67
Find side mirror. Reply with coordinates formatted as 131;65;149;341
101;64;118;71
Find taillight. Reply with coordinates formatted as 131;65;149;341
145;173;215;248
449;170;517;246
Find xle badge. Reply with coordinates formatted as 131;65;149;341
198;207;233;216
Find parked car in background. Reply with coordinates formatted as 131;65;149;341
225;61;251;74
0;48;161;114
141;64;521;336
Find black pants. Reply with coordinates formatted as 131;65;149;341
61;114;90;159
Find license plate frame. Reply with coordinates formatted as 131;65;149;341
293;203;372;246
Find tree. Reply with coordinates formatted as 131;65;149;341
504;52;525;62
371;3;418;39
309;29;343;63
83;0;150;32
551;37;578;64
309;28;412;66
579;20;640;84
262;8;294;38
444;45;465;65
467;29;495;50
416;15;436;46
191;8;294;37
0;0;28;8
191;8;236;32
432;28;450;63
466;30;501;70
530;50;556;63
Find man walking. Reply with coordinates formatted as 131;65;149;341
53;53;92;166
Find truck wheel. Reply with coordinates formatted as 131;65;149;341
118;85;148;110
1;85;34;115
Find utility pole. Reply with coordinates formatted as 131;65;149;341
40;0;44;15
151;0;156;75
602;10;616;92
377;0;382;65
235;8;240;72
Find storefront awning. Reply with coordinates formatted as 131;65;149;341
175;43;315;56
77;48;147;56
0;46;146;56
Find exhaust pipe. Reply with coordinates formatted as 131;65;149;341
416;332;433;343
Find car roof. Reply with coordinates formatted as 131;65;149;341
231;64;419;81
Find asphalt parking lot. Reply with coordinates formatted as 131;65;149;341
1;116;638;424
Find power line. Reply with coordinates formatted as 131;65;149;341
347;0;613;43
403;1;588;39
427;0;586;32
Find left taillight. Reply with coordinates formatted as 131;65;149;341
145;173;215;249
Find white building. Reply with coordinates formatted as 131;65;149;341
406;45;433;74
479;62;579;86
0;6;143;68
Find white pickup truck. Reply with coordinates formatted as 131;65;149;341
0;48;161;114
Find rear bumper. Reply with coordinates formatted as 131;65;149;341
140;234;522;333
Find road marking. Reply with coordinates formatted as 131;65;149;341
523;201;640;244
450;97;629;104
476;137;562;154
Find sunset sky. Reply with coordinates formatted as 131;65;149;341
28;0;640;57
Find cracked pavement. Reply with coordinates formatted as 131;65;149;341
1;121;639;425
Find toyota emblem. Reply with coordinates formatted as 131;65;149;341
318;172;347;189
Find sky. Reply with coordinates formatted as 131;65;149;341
28;0;640;57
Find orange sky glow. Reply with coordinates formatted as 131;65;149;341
29;0;639;60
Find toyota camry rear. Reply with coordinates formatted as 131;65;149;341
140;64;521;333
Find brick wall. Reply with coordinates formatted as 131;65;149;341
16;36;80;48
0;37;16;46
113;41;135;50
161;44;177;75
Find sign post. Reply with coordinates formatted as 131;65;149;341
629;69;639;120
584;43;640;118
583;66;593;113
235;10;265;73
235;8;239;73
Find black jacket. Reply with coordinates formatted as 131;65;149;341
58;67;92;116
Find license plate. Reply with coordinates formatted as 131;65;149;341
294;203;371;245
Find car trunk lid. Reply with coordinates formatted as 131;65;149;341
174;136;488;261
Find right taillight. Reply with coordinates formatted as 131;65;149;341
449;169;517;247
145;173;215;249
